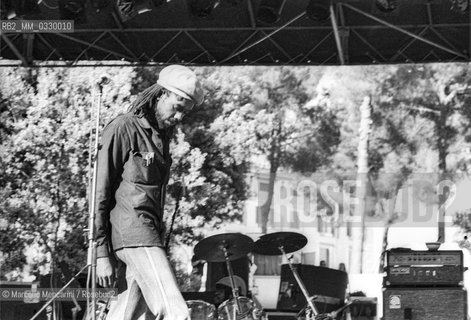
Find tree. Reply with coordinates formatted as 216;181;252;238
351;97;373;274
0;65;255;282
312;66;392;273
0;65;136;279
202;67;341;234
161;66;253;250
377;63;471;243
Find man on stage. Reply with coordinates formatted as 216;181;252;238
94;65;204;320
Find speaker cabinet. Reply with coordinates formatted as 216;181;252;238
349;297;377;320
0;301;48;320
383;287;467;320
0;282;47;320
277;264;348;313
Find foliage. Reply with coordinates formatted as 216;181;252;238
163;66;254;249
375;64;471;241
196;67;342;233
0;65;251;281
1;62;471;282
376;64;471;176
0;65;135;279
311;64;471;271
454;209;471;233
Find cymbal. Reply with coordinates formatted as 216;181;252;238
253;232;307;255
194;233;254;262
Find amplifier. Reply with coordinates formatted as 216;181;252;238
383;287;467;320
384;265;463;286
387;250;463;266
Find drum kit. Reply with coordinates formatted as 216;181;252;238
188;231;342;320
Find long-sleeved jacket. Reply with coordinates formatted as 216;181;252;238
94;112;172;258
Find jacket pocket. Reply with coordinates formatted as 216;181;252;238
127;151;161;184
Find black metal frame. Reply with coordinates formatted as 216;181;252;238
0;0;469;67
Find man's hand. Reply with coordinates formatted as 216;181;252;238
96;257;115;288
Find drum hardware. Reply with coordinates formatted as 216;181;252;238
217;296;264;320
194;233;255;318
323;300;353;320
187;300;216;320
295;296;318;319
223;244;244;314
193;233;254;263
253;232;319;318
297;300;353;320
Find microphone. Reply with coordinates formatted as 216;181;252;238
94;75;111;92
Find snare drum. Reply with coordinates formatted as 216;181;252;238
217;296;263;320
187;300;216;320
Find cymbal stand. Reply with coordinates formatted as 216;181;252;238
278;245;318;317
222;243;242;314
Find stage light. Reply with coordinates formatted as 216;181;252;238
187;0;219;18
375;0;397;12
1;0;40;19
59;0;87;23
256;0;286;25
7;8;17;19
116;0;165;20
305;0;330;22
450;0;469;13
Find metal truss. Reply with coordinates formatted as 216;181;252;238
0;1;469;67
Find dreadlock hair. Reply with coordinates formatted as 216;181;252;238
129;83;167;126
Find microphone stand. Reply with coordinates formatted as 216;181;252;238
84;81;106;320
165;182;184;254
28;81;105;320
28;265;90;320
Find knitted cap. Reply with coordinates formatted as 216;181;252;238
157;65;204;106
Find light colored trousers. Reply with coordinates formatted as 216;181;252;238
106;247;189;320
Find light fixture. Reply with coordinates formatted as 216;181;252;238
305;0;330;22
117;0;143;18
450;0;469;13
7;8;16;19
116;0;164;21
59;0;87;23
1;0;40;19
375;0;397;12
256;0;286;25
187;0;219;18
